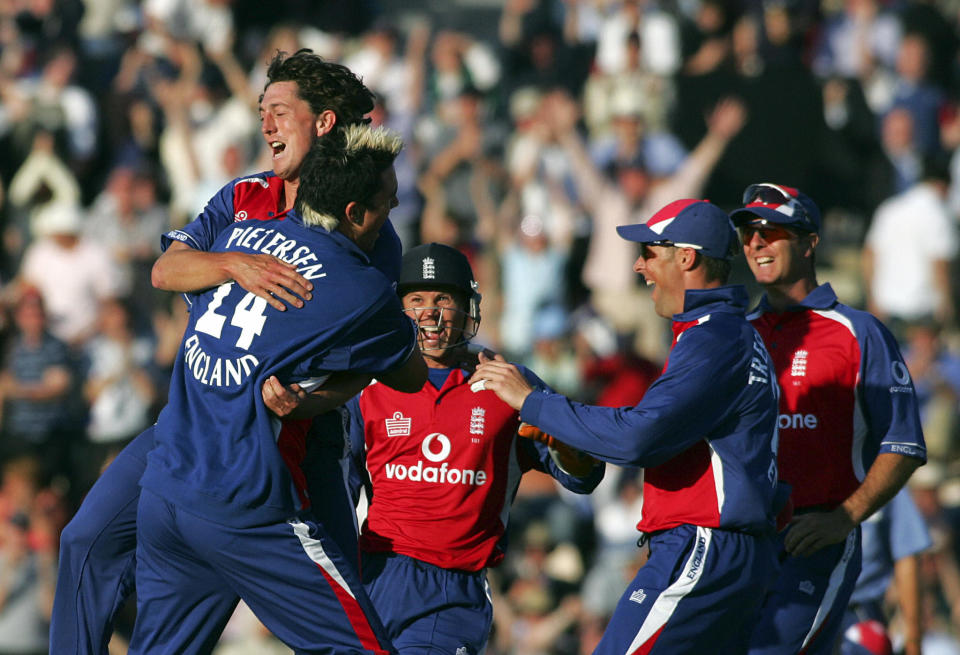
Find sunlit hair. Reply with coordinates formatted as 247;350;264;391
261;49;374;126
296;124;403;230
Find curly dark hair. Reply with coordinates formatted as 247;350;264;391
295;125;402;228
262;49;374;126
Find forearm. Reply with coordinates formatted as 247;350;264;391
284;371;373;420
557;131;607;210
894;555;923;654
151;242;233;292
520;390;673;467
841;453;921;525
934;258;953;320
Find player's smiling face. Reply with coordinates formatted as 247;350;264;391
259;81;319;182
634;244;685;318
740;220;816;287
402;289;467;366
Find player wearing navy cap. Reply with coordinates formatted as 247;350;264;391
51;50;403;654
476;199;783;654
731;183;927;655
327;242;604;654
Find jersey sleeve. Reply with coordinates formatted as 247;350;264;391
858;316;927;463
519;324;747;467
161;181;234;253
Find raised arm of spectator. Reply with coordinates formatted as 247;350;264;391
646;97;746;207
403;20;431;116
8;132;81;209
546;90;612;215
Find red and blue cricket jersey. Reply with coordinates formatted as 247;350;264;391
343;367;604;572
749;283;926;510
520;285;781;535
142;211;417;528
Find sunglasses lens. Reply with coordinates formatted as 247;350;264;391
745;185;790;206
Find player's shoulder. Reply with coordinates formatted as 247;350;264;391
682;310;751;346
229;170;276;188
815;301;891;343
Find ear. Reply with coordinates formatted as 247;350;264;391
804;233;820;257
315;110;337;137
344;200;364;225
677;247;699;271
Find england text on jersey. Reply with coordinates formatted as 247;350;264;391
182;334;259;387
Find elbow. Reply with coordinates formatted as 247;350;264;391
151;259;171;290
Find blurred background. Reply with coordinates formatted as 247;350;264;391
0;0;959;652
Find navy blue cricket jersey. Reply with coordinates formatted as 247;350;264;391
142;212;417;528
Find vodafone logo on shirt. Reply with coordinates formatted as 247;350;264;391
777;413;819;429
383;433;488;486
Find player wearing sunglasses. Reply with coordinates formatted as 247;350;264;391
731;184;926;655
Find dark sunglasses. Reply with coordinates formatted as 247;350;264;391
737;221;799;244
741;184;815;231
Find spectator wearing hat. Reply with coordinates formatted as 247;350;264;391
476;198;784;653
730;183;927;655
17;202;125;348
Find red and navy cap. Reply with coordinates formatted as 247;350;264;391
616;199;737;260
730;183;821;233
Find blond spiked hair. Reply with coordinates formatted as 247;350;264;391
298;124;403;230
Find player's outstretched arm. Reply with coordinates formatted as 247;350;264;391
152;240;313;311
262;372;373;419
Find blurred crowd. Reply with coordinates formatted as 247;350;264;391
0;0;959;652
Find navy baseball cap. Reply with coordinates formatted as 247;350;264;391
616;199;736;260
730;183;821;233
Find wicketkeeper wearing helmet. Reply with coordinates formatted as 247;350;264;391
333;242;603;655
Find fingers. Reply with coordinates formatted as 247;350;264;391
261;376;288;415
231;254;314;311
261;376;304;417
783;518;825;557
